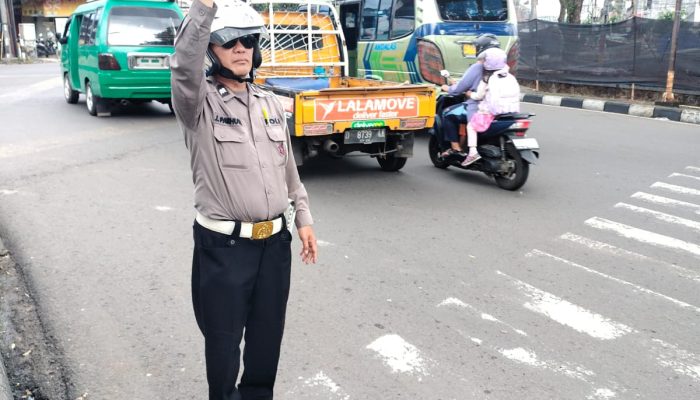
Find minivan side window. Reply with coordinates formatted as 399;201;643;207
77;9;102;46
78;12;93;45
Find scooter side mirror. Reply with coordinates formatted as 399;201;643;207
59;37;68;45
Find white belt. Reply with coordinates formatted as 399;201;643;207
196;212;283;240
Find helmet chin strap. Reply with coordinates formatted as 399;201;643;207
218;66;255;83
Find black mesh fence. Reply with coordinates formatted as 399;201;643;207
517;18;700;95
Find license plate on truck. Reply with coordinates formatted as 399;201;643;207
344;129;386;144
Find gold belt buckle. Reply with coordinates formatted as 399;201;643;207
251;220;274;239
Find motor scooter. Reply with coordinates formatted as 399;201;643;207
428;92;540;191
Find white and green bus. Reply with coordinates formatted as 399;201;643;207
336;0;519;85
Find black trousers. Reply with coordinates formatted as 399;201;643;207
192;220;292;400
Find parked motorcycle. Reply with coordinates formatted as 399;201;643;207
35;33;57;58
428;93;540;191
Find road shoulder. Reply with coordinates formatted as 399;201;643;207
0;236;70;400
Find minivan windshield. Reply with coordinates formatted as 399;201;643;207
108;7;180;46
437;0;508;22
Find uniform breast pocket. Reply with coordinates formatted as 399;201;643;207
265;125;288;167
213;124;251;170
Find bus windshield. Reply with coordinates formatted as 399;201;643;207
436;0;508;22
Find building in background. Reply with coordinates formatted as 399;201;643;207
20;0;85;40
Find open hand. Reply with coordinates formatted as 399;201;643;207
297;225;318;264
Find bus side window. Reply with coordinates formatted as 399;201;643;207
390;0;414;39
375;0;391;40
360;0;379;40
341;3;359;50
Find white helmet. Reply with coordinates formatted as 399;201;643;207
206;0;268;81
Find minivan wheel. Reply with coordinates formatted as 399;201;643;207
63;74;79;104
86;82;98;116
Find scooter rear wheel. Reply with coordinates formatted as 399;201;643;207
494;142;529;190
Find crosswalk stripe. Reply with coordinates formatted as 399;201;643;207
438;297;528;336
366;334;429;376
685;166;700;173
529;249;700;313
560;233;700;283
584;217;700;256
496;271;635;340
614;202;700;232
650;339;700;382
651;182;700;196
301;372;350;399
630;192;700;214
669;172;700;182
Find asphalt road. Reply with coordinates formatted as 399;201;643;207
0;63;698;400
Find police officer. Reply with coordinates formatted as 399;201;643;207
170;0;318;398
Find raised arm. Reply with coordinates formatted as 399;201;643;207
170;0;216;127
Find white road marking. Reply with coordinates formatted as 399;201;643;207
438;298;527;336
614;202;700;232
560;233;700;283
303;371;350;400
585;217;700;256
650;339;700;382
496;271;634;340
630;192;700;213
651;182;700;196
0;77;62;105
498;347;597;381
587;388;617;399
0;189;18;195
366;334;428;376
438;297;469;308
529;250;700;313
470;337;483;345
154;206;173;212
669;172;700;182
316;240;334;247
685;166;700;173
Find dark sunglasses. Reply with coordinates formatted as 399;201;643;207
222;35;257;50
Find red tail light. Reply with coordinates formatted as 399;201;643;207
99;53;121;70
510;119;530;130
417;40;446;85
506;39;520;75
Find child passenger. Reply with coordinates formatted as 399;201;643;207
462;47;521;166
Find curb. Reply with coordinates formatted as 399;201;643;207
0;238;13;400
520;93;700;125
0;357;10;400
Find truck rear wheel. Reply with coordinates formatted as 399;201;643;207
377;154;407;171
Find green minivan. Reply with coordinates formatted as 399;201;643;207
59;0;184;116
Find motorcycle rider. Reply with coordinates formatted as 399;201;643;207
439;33;501;159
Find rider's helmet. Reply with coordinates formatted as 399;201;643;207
206;0;269;82
482;48;508;71
474;33;500;58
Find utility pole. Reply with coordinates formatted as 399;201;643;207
0;0;18;57
661;0;682;103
